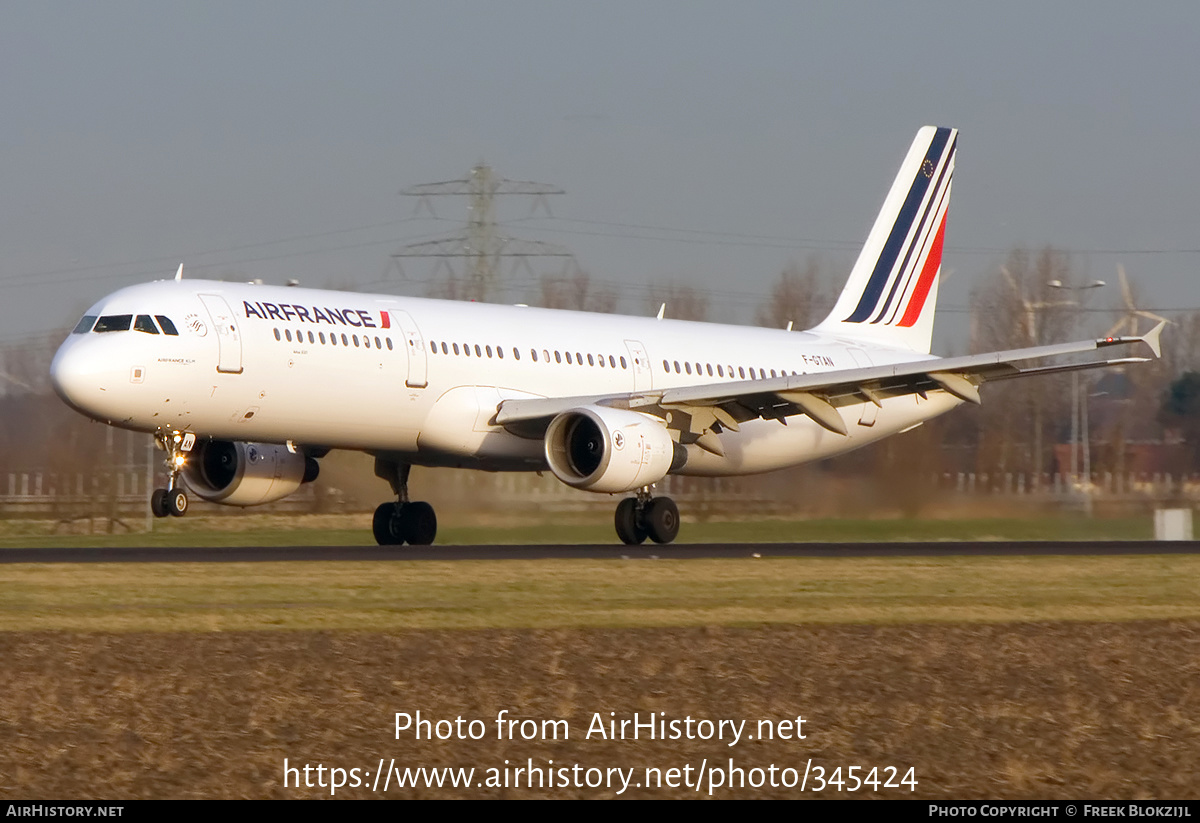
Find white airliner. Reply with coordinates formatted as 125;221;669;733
50;126;1161;545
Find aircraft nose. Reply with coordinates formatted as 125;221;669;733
50;340;107;415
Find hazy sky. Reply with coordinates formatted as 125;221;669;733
2;1;1197;352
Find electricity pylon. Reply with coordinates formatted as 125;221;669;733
393;163;574;302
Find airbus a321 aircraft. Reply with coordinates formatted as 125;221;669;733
50;126;1162;546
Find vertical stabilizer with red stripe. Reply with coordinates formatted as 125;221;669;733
812;126;957;354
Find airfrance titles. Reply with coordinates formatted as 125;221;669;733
243;300;390;330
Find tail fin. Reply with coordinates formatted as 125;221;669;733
813;126;957;354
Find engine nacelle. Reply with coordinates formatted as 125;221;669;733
181;440;318;507
544;406;676;493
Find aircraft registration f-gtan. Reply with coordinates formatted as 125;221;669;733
50;127;1162;545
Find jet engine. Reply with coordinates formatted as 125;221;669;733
181;440;319;506
544;406;678;493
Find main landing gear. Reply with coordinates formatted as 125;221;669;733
150;431;193;518
373;459;437;546
614;487;679;545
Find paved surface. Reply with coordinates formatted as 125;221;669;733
2;541;1199;563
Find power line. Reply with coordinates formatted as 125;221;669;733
0;217;437;287
394;164;573;302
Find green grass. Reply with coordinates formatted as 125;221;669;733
0;513;1155;548
1;554;1197;631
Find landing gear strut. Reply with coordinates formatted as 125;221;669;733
615;486;679;545
150;431;193;518
373;459;437;546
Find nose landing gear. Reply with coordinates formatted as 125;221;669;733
615;486;679;545
150;431;193;518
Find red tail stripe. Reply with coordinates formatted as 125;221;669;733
897;210;947;328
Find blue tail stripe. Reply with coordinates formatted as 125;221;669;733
844;127;952;323
870;135;957;325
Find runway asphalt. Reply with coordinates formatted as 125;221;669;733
2;541;1200;563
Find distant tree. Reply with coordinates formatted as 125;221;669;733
537;270;616;313
1159;371;1200;471
425;272;468;301
968;247;1083;476
1161;310;1200;376
646;283;709;322
755;258;830;330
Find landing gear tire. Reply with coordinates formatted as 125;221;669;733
167;488;188;517
615;498;647;545
403;501;438;546
373;502;403;545
644;497;679;544
373;501;438;546
151;488;169;519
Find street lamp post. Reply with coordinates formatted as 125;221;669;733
1048;279;1106;515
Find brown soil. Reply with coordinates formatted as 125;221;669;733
2;622;1198;799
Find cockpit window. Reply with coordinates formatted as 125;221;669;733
93;314;132;333
134;315;160;334
72;315;97;334
155;315;179;336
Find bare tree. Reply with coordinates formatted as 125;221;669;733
755;257;830;330
646;283;709;322
537;270;617;313
425;272;468;301
968;247;1083;477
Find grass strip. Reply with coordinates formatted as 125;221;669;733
1;554;1196;631
0;514;1153;548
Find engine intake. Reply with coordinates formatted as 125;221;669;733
182;440;318;506
544;406;676;493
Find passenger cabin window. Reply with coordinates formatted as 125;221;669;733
93;315;132;333
73;315;97;334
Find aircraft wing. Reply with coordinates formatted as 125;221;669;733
494;322;1163;448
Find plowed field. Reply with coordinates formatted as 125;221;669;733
3;622;1197;799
